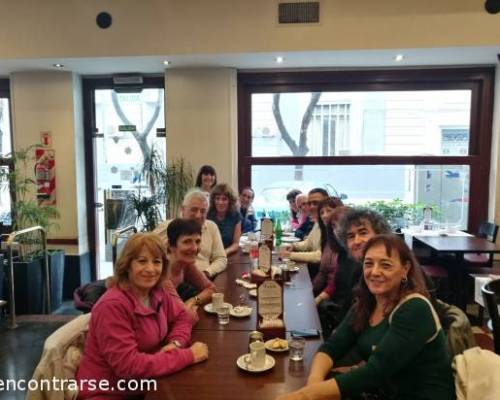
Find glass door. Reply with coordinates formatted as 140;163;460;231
88;80;165;279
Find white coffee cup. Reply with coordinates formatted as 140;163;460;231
212;293;224;310
249;340;266;368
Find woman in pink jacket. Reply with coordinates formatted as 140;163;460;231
76;233;209;399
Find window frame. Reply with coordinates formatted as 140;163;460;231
0;79;13;233
237;68;495;232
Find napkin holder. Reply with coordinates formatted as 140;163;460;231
251;242;272;284
256;279;285;340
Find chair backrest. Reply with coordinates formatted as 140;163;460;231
477;222;499;243
482;279;500;354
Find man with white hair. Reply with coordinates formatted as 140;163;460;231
155;189;227;279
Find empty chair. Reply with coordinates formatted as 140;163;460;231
481;279;500;354
465;222;499;268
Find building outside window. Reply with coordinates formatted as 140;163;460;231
238;69;494;231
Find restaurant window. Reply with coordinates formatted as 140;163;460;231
238;69;494;231
0;79;13;228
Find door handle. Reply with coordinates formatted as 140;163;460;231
95;202;104;209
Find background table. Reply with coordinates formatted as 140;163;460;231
415;235;500;309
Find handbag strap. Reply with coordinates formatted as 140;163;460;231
388;293;441;343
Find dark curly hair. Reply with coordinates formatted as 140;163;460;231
337;207;391;250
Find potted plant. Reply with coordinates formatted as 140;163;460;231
164;157;194;219
0;145;62;313
124;148;194;230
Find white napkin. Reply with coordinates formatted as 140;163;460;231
235;279;257;289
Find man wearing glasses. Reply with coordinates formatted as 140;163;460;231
280;188;329;267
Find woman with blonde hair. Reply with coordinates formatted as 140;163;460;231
76;232;208;399
207;183;242;255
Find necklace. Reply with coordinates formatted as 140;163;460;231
140;295;151;308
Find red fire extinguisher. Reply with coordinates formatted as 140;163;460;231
35;161;51;200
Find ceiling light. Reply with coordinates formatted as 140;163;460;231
394;54;404;62
53;63;64;68
163;60;171;66
275;56;284;64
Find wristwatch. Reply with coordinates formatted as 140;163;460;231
194;295;202;306
170;339;183;348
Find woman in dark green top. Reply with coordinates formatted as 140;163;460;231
276;234;455;400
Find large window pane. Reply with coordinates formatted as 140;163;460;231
252;91;471;157
251;164;469;229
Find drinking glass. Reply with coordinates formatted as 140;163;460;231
289;337;306;361
216;305;230;325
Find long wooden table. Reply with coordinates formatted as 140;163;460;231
145;252;322;400
194;255;319;332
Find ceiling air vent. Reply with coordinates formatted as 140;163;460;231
278;2;320;24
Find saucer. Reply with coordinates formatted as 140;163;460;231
248;289;257;298
203;302;233;314
230;306;252;317
287;265;300;272
236;354;275;373
265;338;289;352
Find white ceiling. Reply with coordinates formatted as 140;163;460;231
0;46;499;76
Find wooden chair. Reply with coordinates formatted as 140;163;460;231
465;222;499;267
481;279;500;354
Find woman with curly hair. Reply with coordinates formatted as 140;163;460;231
207;183;242;255
277;234;455;400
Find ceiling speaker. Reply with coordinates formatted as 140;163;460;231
485;0;500;14
96;12;112;29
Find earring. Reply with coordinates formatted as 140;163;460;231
401;276;408;287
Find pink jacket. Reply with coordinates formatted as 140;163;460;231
76;286;194;399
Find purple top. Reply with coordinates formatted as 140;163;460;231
312;246;339;298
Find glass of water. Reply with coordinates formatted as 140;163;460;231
216;305;230;325
289;337;306;361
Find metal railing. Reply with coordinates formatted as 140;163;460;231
5;226;49;329
111;225;138;266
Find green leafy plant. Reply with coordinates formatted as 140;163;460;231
164;158;194;219
359;198;430;230
124;148;194;230
126;192;162;232
0;145;60;259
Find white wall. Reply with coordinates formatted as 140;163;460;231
10;71;86;255
0;0;499;60
165;68;238;188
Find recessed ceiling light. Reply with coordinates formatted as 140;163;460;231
163;60;171;66
394;54;404;62
275;56;284;64
53;63;64;68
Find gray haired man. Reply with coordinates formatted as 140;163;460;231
155;189;227;278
